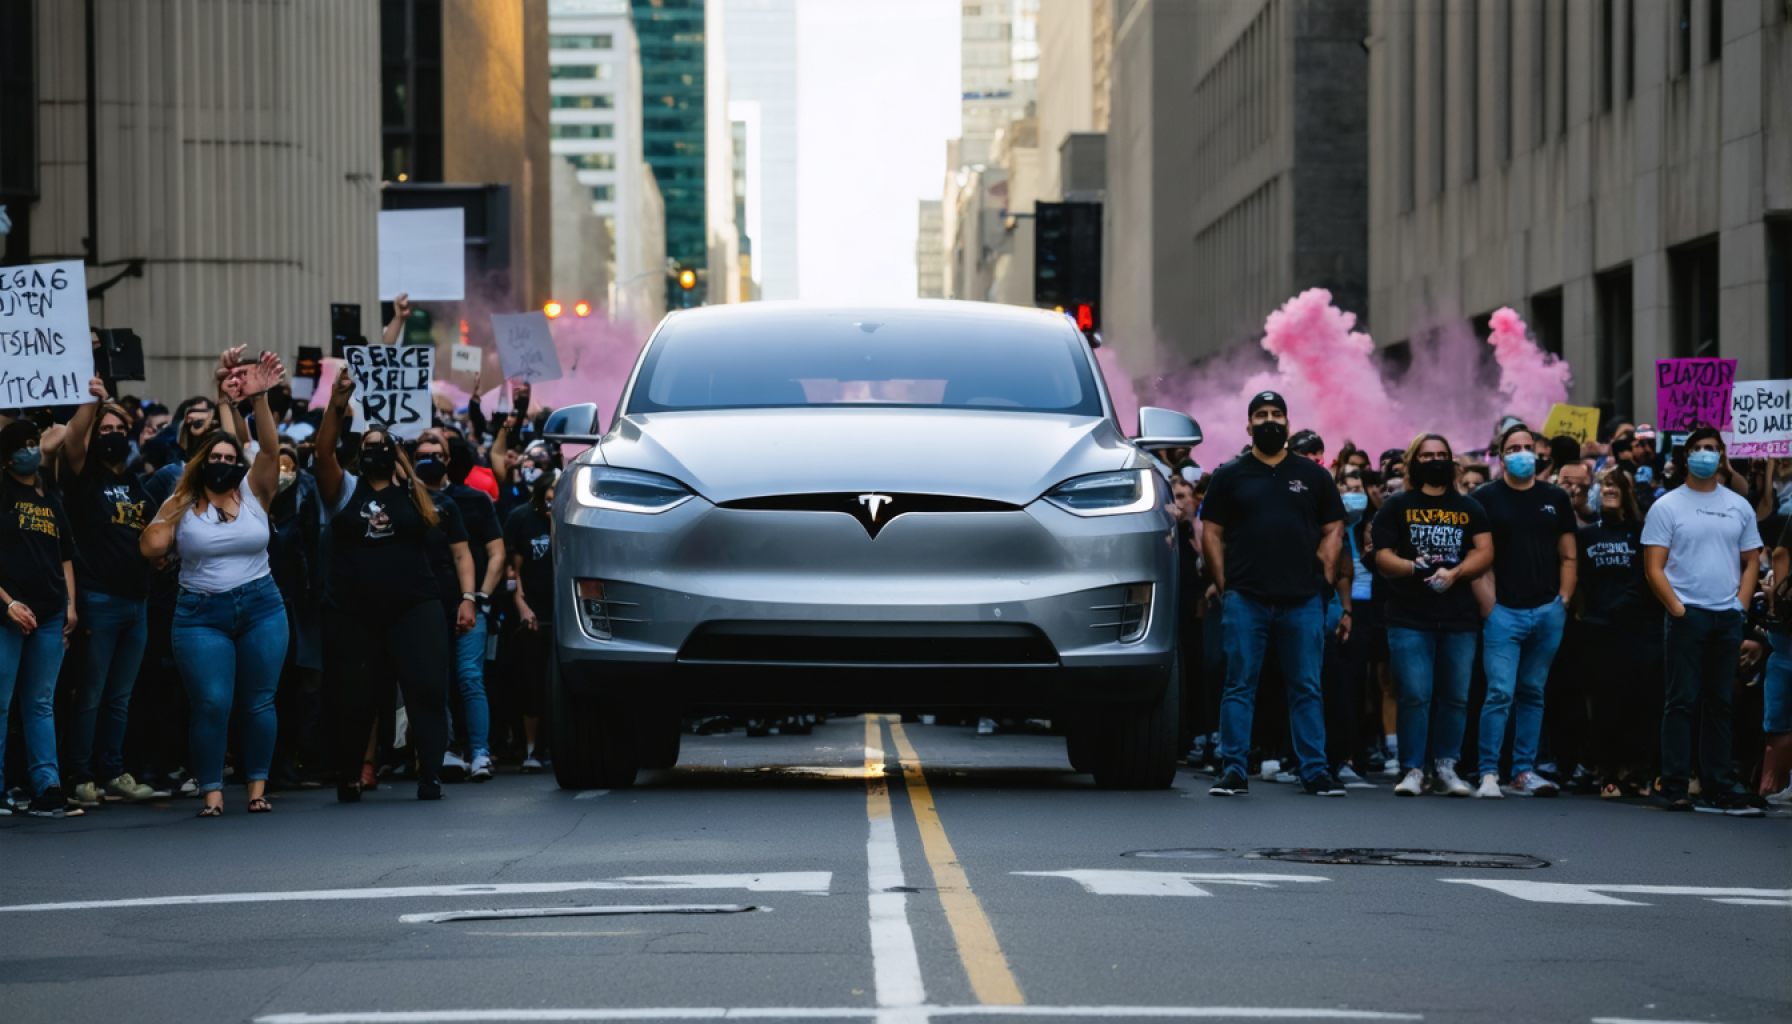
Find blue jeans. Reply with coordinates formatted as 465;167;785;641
171;576;289;793
1387;627;1477;771
1219;592;1328;781
1478;599;1566;778
65;591;149;783
1;615;69;795
454;610;491;758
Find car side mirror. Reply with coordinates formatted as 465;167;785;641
1135;406;1202;450
543;402;602;442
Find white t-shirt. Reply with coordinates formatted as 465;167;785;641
175;475;272;594
1639;484;1763;611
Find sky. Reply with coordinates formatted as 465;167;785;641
795;0;960;303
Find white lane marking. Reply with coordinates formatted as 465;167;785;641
255;1008;1424;1023
573;790;610;800
0;874;832;913
1014;870;1330;897
400;904;759;924
864;731;928;1020
1592;1019;1733;1024
1441;880;1792;908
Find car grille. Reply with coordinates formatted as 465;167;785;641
717;492;1020;538
678;622;1058;667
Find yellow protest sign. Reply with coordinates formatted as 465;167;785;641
1541;403;1601;444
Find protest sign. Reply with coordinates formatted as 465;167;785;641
344;344;434;438
1655;357;1736;431
450;344;482;374
0;260;93;407
1541;403;1601;444
491;311;563;382
1727;379;1792;459
378;209;465;301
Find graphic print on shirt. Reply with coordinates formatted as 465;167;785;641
362;499;394;539
1402;506;1469;564
1584;538;1636;569
103;484;147;530
529;533;550;560
13;498;60;539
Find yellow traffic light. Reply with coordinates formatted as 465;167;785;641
678;268;697;291
544;300;564;319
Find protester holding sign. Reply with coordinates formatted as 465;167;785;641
315;367;454;803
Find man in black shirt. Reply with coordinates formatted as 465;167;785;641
1469;424;1579;798
1199;391;1347;796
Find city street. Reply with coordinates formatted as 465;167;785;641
2;717;1787;1024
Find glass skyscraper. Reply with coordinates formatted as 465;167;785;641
631;0;708;302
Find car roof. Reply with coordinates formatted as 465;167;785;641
663;299;1075;332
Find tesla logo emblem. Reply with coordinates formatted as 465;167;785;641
858;493;893;521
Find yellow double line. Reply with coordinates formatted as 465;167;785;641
864;714;1024;1006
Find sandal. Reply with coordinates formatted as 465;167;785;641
247;796;273;813
197;804;223;818
1599;782;1623;800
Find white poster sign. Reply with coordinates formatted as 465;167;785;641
450;344;482;374
344;344;435;439
0;260;93;407
378;209;466;300
491;311;563;382
1726;379;1792;459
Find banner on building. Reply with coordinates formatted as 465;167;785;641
1655;357;1736;431
0;260;93;407
491;311;563;382
344;344;434;439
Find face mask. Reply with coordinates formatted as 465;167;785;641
8;444;42;476
1412;459;1454;489
359;444;397;479
520;465;544;485
1341;492;1369;522
1686;450;1721;480
1250;421;1289;456
1634;464;1654;485
94;432;132;465
277;470;298;494
1502;450;1537;481
201;460;247;494
414;456;448;487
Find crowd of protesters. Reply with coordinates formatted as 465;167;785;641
1165;394;1792;815
0;297;573;818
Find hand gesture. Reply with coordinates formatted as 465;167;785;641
393;293;412;321
87;377;109;402
215;345;248;385
229;351;287;400
330;366;356;409
512;381;532;420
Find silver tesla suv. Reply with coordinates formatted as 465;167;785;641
542;301;1202;789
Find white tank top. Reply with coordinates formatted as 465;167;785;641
175;475;272;594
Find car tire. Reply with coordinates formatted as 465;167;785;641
549;659;640;790
636;709;682;771
1089;650;1180;790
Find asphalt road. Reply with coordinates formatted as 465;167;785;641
2;717;1788;1024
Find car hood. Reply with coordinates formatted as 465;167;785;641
594;408;1143;506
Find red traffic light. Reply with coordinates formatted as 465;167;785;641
573;301;592;318
1075;303;1094;331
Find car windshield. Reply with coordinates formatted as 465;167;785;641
627;310;1105;416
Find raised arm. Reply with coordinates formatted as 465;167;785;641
380;294;412;346
314;366;354;509
245;384;282;510
60;377;109;478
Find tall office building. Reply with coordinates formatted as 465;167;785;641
723;0;797;299
960;0;1036;168
916;200;945;298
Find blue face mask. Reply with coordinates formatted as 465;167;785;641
1686;450;1721;480
1341;491;1369;521
8;444;41;476
1502;450;1536;481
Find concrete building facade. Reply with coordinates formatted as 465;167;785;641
1036;0;1112;203
916;200;945;298
1366;0;1792;420
723;0;798;300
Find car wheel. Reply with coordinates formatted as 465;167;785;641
636;708;682;771
1089;649;1180;790
549;659;640;790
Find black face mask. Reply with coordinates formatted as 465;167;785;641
1250;421;1289;456
201;460;247;494
414;456;448;486
359;444;397;479
94;432;131;466
1412;459;1455;489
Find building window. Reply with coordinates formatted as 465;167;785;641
1534;0;1548;147
1530;290;1564;358
550;64;611;81
590;184;614;202
1596;267;1635;421
1625;0;1636;97
569;153;617;171
1675;0;1692;76
1768;219;1791;379
1465;0;1478;182
550;33;612;50
1502;0;1515;161
1600;0;1615;112
551;93;615;110
1670;237;1720;358
1557;0;1567;135
1707;0;1722;62
551;123;614;140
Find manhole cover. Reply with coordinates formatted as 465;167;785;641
1122;848;1234;860
1245;848;1549;869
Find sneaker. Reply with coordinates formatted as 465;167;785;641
1209;769;1249;796
71;781;103;808
977;717;997;736
519;754;544;774
1336;765;1376;789
1766;783;1792;807
468;754;494;782
1303;772;1347;797
1503;771;1560;798
919;714;937;725
1380;758;1402;778
441;751;468;783
1258;758;1282;782
177;777;199;797
1273;769;1299;785
1431;760;1473;798
1473;773;1503;799
417;780;443;801
27;786;83;818
105;774;158;802
1695;789;1767;817
1394;768;1425;797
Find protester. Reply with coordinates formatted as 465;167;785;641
1763;514;1792;804
1471;424;1578;798
267;441;326;788
1372;434;1492;797
1641;427;1767;815
139;351;289;817
1331;468;1377;779
506;471;558;773
1457;462;1490;494
1555;459;1597;525
1200;390;1348;797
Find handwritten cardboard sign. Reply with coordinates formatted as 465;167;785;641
450;344;482;374
1727;378;1792;459
0;260;94;407
378;209;465;300
491;311;563;382
344;344;434;439
1655;357;1736;431
1541;403;1601;444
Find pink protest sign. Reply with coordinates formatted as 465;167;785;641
1654;358;1736;431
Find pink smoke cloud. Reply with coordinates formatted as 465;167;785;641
1487;306;1572;429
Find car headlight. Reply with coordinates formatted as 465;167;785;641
1042;469;1158;517
573;465;695;513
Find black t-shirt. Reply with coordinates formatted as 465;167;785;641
446;481;503;585
329;474;440;610
1199;452;1345;604
68;468;152;599
505;505;555;622
496;477;531;527
1368;489;1489;631
1471;479;1579;609
1576;520;1659;628
423;488;470;607
0;475;78;619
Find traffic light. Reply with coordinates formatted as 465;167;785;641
678;268;697;291
573;300;592;318
544;300;564;319
1035;201;1102;342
